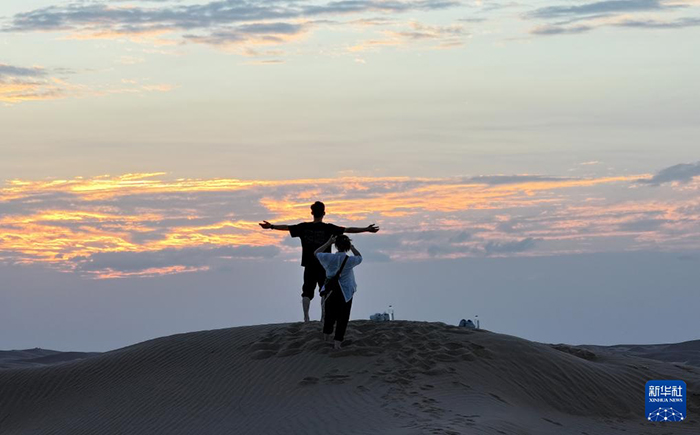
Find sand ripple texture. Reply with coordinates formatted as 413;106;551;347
1;321;699;435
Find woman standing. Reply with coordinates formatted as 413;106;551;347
315;235;362;350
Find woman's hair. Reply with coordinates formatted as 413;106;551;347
335;235;352;252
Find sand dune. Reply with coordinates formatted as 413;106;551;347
584;340;700;368
0;349;99;370
1;321;698;435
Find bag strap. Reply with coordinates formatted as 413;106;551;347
322;255;350;305
333;255;349;280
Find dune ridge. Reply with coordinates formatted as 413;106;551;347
0;349;99;370
1;321;698;435
583;341;700;368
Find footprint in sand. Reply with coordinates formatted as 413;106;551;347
421;367;449;376
444;328;474;335
542;417;564;427
435;354;459;362
250;350;276;360
298;377;319;386
250;342;279;352
329;347;381;358
258;335;277;343
469;343;492;358
285;339;305;349
276;349;302;357
489;393;510;405
323;374;350;385
454;413;480;423
275;340;307;357
460;353;476;362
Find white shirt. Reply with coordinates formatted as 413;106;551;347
315;252;362;302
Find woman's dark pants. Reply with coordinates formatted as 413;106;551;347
323;289;353;342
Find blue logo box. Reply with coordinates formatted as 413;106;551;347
646;380;686;422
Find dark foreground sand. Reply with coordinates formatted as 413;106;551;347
1;321;698;435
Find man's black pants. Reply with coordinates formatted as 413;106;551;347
323;288;353;342
302;265;326;300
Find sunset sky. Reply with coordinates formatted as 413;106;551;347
1;0;699;351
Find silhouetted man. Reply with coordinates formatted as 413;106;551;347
260;201;379;322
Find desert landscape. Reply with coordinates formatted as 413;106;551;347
1;321;698;435
3;0;700;432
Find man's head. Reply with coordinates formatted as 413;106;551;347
335;235;352;252
310;201;325;219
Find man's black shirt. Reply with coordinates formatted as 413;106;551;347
289;222;345;267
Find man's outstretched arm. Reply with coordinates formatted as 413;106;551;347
344;224;380;234
259;220;291;231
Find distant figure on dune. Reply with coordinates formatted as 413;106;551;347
259;201;379;322
315;234;362;350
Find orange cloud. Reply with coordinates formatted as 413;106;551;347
3;172;698;277
91;265;210;280
0;77;76;103
0;75;175;104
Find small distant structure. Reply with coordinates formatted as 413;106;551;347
370;304;395;322
370;312;391;322
458;319;476;329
